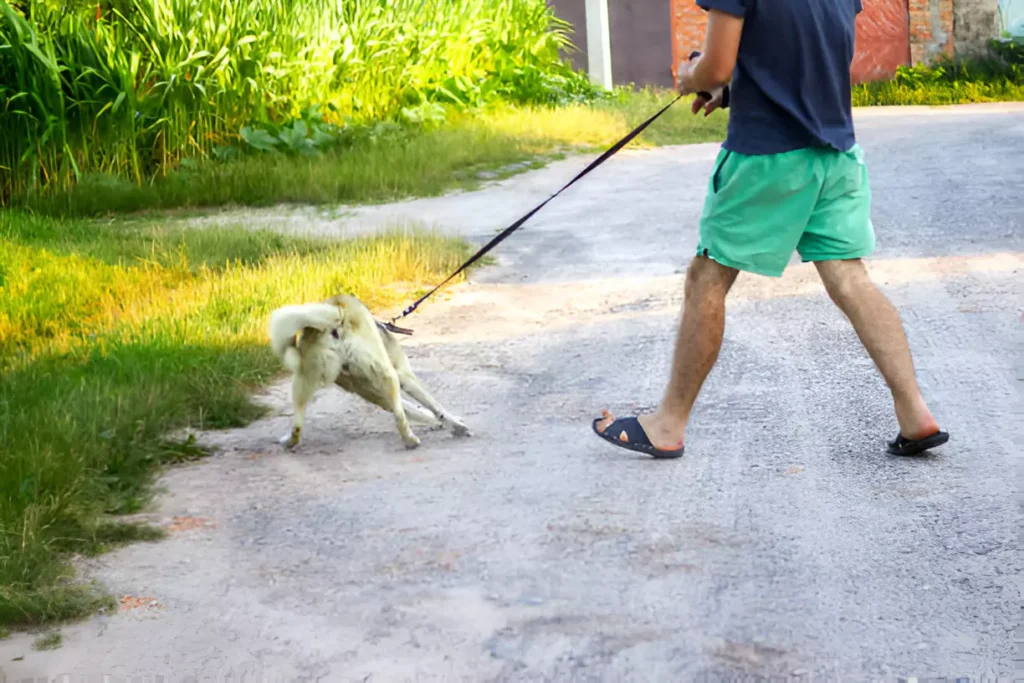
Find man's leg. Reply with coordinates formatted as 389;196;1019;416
814;258;941;439
641;255;739;449
597;255;738;451
594;148;817;457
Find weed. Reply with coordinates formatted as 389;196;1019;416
32;631;63;651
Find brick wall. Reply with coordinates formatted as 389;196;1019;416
908;0;955;64
670;0;967;84
670;0;707;82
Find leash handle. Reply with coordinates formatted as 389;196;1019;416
387;92;683;330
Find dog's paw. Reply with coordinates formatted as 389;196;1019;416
450;421;471;438
403;434;422;450
279;430;300;449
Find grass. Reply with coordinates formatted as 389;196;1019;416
17;47;1023;219
0;0;594;201
16;91;728;217
0;211;473;628
31;631;63;651
853;55;1023;106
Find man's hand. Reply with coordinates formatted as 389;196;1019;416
678;54;727;117
691;88;726;117
675;58;713;97
675;59;698;96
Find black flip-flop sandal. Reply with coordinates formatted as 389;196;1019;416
887;430;949;456
592;416;684;459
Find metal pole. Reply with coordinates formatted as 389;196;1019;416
585;0;613;90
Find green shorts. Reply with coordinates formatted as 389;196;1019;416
697;144;875;277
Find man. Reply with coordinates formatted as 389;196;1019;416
593;0;949;458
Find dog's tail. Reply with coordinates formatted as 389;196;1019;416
269;303;341;373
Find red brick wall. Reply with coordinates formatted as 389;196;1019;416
670;1;707;83
669;0;954;85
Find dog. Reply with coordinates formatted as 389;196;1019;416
269;293;469;449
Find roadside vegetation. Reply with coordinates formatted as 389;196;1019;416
18;95;728;217
0;212;472;627
0;0;724;216
853;40;1023;106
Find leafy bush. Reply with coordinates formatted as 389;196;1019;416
852;53;1023;106
988;37;1023;65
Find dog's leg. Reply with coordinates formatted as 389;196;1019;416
280;374;316;449
397;370;470;437
401;398;438;425
385;371;421;449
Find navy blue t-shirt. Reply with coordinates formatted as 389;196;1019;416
696;0;862;155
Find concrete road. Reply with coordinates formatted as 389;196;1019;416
3;104;1021;681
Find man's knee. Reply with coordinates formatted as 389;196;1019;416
686;255;739;296
814;258;871;304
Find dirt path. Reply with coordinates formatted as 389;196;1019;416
3;104;1022;681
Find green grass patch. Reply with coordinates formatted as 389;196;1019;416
594;88;730;146
0;211;473;628
31;631;63;651
853;56;1024;106
16;92;728;218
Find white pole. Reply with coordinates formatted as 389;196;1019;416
585;0;613;90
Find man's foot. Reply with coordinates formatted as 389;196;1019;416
592;410;685;459
887;430;949;456
894;394;942;441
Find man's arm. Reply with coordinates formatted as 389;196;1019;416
678;8;744;95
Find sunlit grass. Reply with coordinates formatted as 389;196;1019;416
853;57;1023;106
0;211;473;627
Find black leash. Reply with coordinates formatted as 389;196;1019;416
382;93;684;335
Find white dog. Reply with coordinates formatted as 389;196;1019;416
269;294;469;449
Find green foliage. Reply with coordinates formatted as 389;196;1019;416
988;37;1023;65
32;631;63;651
852;53;1024;106
0;0;598;202
18;93;729;217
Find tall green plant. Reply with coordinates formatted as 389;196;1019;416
0;0;595;204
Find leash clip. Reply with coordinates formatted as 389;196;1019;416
380;320;414;336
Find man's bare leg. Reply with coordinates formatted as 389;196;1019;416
599;255;738;450
814;258;940;439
